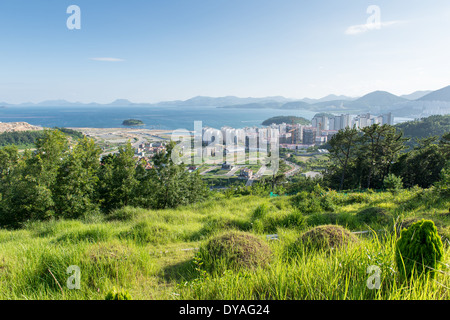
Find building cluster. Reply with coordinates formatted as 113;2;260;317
275;112;394;149
202;126;276;154
199;112;393;156
133;141;167;170
134;141;166;158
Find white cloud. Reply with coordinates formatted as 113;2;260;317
345;21;402;35
89;57;125;62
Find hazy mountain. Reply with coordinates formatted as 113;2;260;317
306;100;350;111
418;85;450;102
301;94;356;104
280;101;310;109
1;87;449;119
108;99;135;106
265;92;404;112
7;99;149;107
180;96;293;107
401;91;433;100
220;99;310;110
12;100;83;107
219;101;285;109
351;91;407;107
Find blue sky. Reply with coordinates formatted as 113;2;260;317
1;0;450;104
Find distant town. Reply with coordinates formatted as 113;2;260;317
0;111;396;188
124;111;395;187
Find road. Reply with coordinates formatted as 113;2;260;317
246;165;266;187
200;166;219;175
226;165;242;177
283;159;302;177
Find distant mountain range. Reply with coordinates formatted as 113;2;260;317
401;91;433;100
2;86;450;118
218;86;450;117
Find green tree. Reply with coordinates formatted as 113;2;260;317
0;130;69;227
53;137;102;219
327;127;360;190
135;141;208;209
383;173;403;193
360;124;406;189
392;136;447;188
97;142;139;213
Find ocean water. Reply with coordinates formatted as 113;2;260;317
0;105;318;131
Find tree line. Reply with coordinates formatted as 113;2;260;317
0;128;84;147
0;129;208;228
324;123;449;191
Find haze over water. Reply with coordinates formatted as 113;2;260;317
0;105;318;131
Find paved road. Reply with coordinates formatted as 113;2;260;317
226;165;242;177
283;159;301;177
246;165;266;187
200;166;219;175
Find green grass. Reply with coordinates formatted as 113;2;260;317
0;188;449;300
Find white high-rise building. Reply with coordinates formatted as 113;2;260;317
382;112;394;125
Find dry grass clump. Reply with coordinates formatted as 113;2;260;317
198;231;272;273
298;225;358;251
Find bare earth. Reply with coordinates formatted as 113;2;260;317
0;121;173;140
68;127;174;142
0;122;43;133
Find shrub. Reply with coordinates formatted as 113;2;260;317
384;174;403;193
395;219;444;280
307;213;339;227
397;217;420;234
356;207;390;225
291;191;321;214
197;231;272;274
252;208;307;234
105;287;132;300
106;206;146;221
434;165;450;197
57;225;113;243
281;210;307;230
270;197;290;210
252;204;270;219
124;221;174;245
397;217;449;245
346;193;369;204
297;225;358;251
190;216;251;241
291;189;334;214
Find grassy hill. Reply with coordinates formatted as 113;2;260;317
0;188;448;300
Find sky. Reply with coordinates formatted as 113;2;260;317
1;0;450;104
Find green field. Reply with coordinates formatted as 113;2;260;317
0;187;449;300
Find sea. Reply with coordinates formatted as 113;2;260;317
0;105;319;131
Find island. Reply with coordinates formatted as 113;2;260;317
262;116;311;126
122;119;144;126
